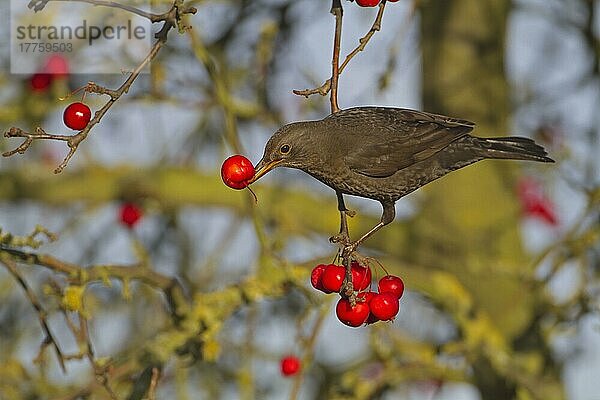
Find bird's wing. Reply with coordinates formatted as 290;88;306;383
327;107;475;178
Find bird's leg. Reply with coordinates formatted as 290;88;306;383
343;201;395;255
329;192;355;246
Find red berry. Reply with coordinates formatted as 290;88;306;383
63;102;91;131
388;0;400;2
351;261;372;291
321;264;345;293
280;355;301;376
221;155;255;190
369;292;400;321
30;73;53;92
311;264;331;293
378;275;405;299
516;178;558;225
44;54;69;77
336;297;370;327
356;0;380;7
359;292;380;324
120;203;143;228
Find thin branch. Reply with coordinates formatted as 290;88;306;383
147;367;161;400
0;255;67;373
329;0;343;113
293;0;387;99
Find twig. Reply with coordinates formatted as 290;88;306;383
146;367;161;400
4;1;197;173
293;0;387;99
0;255;67;372
329;0;343;113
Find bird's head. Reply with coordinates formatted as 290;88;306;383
248;121;317;184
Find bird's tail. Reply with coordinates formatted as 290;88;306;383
475;136;554;163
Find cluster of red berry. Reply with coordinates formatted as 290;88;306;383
354;0;400;7
311;262;404;327
221;155;255;189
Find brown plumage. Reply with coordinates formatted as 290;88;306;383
249;107;553;247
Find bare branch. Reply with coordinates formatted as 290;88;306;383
330;0;343;113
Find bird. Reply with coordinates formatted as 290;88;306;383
248;106;553;252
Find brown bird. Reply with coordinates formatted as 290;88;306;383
248;107;553;251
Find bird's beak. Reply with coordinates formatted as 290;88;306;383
248;158;282;184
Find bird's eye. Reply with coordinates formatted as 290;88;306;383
280;144;291;154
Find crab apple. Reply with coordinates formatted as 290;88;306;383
311;264;331;293
378;275;405;299
369;292;400;321
221;155;255;190
63;102;92;131
359;291;380;324
516;178;558;226
336;296;370;327
351;261;372;290
44;54;70;77
280;355;301;376
120;203;143;228
356;0;380;7
321;264;345;293
30;73;53;92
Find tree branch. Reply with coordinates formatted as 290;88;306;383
329;0;343;113
0;246;188;320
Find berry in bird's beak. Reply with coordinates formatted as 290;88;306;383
221;155;255;190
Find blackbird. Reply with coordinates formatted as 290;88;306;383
248;107;553;250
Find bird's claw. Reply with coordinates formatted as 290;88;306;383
341;241;358;258
329;232;350;244
344;209;356;218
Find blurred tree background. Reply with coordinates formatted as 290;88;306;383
1;0;599;399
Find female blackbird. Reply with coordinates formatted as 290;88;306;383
248;107;553;250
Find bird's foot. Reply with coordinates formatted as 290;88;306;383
330;209;356;244
344;209;356;218
341;241;360;259
329;232;350;245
